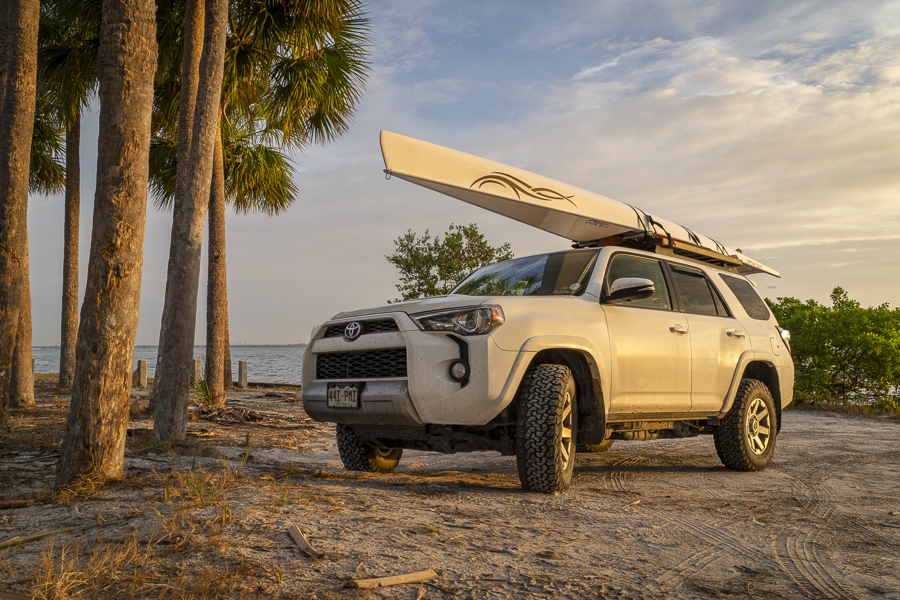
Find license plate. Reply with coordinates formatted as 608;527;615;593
327;383;361;408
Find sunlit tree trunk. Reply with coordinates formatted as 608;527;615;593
205;125;226;406
154;0;227;441
11;229;33;406
0;0;39;428
58;113;80;388
223;314;232;388
153;0;203;398
55;0;157;486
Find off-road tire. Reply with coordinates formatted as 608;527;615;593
714;379;777;471
516;364;577;493
577;439;614;453
336;424;402;473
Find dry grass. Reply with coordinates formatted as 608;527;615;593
1;381;363;599
25;532;282;600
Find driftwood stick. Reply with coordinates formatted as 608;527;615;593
287;524;323;558
346;569;439;589
0;500;34;510
0;528;72;550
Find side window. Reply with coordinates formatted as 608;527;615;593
671;267;726;317
604;254;672;310
720;274;770;320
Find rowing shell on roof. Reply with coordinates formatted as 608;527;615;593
379;130;778;277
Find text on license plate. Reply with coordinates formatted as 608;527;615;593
327;383;360;408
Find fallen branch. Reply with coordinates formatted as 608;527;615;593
346;569;439;589
287;524;323;558
0;500;34;510
0;528;72;550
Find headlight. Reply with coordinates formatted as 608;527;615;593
412;306;505;336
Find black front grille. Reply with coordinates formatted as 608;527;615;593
323;319;400;338
367;319;400;333
315;348;407;379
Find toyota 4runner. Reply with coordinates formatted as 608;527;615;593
301;241;794;493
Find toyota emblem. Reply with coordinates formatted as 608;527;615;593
344;322;362;340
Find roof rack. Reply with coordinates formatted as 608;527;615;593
572;234;743;270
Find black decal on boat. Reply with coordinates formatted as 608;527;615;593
471;172;576;207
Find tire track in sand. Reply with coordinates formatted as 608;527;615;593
775;456;874;599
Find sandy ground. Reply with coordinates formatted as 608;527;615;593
1;382;899;599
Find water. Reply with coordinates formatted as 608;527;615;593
30;345;306;385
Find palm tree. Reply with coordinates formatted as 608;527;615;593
55;0;158;486
149;0;369;407
37;0;99;388
0;0;41;428
10;88;67;409
153;0;229;441
152;0;203;401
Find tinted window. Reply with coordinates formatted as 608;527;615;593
604;254;671;310
720;274;770;320
453;250;598;297
672;269;721;317
711;283;730;317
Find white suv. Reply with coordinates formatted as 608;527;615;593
302;243;794;493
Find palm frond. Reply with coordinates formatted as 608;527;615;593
29;91;66;195
148;135;179;210
223;135;298;216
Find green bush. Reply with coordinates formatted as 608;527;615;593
767;288;900;410
386;223;514;302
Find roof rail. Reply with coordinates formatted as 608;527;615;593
573;234;744;270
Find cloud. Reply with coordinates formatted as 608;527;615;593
469;32;900;252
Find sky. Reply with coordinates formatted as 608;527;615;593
26;0;900;346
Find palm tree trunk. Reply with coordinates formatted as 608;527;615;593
223;312;232;388
55;0;157;487
58;113;80;388
205;125;226;406
153;0;204;399
11;228;33;407
0;0;8;104
0;0;39;428
154;0;228;441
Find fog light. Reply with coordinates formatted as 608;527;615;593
450;361;468;381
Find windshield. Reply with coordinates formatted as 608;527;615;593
452;250;599;297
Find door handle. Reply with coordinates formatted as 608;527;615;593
670;324;689;335
726;329;746;339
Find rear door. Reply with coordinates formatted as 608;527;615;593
667;264;750;413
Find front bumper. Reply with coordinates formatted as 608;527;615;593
302;380;423;425
301;311;524;426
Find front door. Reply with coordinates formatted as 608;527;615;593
602;253;692;415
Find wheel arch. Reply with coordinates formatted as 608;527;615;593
519;347;608;445
721;356;783;432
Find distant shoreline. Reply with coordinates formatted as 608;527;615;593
32;343;309;349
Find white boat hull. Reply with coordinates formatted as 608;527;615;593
380;130;778;277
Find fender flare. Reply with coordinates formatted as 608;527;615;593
500;335;609;443
718;350;780;416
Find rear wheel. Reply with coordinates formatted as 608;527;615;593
714;379;776;471
336;424;402;473
577;439;614;453
516;364;577;493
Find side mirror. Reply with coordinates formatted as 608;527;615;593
602;277;655;304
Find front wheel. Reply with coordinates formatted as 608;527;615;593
516;364;577;493
336;424;402;473
714;379;777;471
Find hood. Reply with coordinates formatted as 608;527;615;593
332;295;488;320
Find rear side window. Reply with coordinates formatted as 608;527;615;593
671;268;728;317
720;275;770;320
605;254;672;310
